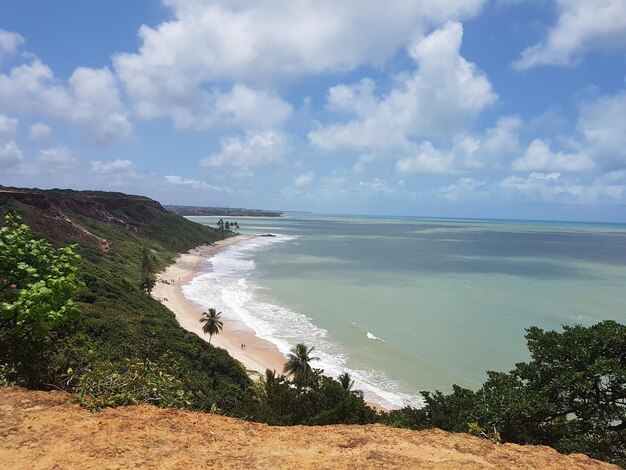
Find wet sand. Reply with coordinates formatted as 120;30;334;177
152;236;286;379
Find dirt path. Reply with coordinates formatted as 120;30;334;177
0;387;618;469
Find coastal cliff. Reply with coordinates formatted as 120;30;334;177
0;387;618;470
0;187;213;250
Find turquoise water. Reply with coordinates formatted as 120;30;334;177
186;214;626;408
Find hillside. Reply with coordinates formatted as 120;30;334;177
0;186;257;416
0;387;618;470
166;204;282;217
0;187;216;251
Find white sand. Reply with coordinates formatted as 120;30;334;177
152;236;286;379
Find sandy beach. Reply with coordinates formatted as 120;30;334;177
152;236;287;378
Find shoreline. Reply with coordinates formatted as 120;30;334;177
153;235;389;412
152;236;287;378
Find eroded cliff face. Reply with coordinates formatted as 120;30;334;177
0;188;169;250
0;387;618;470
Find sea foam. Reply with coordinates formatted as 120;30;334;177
183;235;423;409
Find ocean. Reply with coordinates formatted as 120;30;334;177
183;214;626;409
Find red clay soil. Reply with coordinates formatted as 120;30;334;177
0;387;618;469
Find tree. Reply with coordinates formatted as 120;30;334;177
0;214;81;337
0;214;82;385
283;343;320;388
338;372;354;391
216;219;224;233
384;321;626;467
224;221;231;231
337;371;363;397
139;247;157;294
199;308;223;345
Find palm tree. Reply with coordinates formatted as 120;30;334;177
283;343;320;387
199;308;223;345
338;371;363;398
338;372;354;391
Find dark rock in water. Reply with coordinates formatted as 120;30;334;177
260;233;276;237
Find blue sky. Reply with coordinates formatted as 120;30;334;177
1;0;626;221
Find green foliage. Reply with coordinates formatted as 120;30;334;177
139;247;157;294
0;363;17;386
0;195;256;417
383;321;626;467
468;422;502;444
256;367;377;426
76;357;192;411
0;214;81;337
0;214;83;387
283;343;320;388
200;308;223;344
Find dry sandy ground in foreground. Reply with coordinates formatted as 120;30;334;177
0;388;618;470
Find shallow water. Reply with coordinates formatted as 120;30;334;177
185;214;626;408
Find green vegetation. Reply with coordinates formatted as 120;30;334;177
283;343;320;388
139;247;157;294
381;321;626;467
0;189;375;426
0;214;82;387
1;188;623;467
166;205;282;217
216;218;240;236
0;191;256;418
76;357;192;411
257;366;377;426
0;214;81;336
200;308;223;345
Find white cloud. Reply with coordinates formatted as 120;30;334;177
164;175;225;191
0;114;21;166
38;146;75;164
395;116;521;174
434;171;626;205
359;178;396;195
114;1;485;129
0;141;22;166
577;91;626;169
0;114;18;141
309;22;496;157
67;67;132;143
512;138;594;172
294;172;315;187
119;0;484;82
397;141;455;174
475;116;523;165
499;171;625;203
29;122;52;140
437;177;488;202
117;58;294;130
91;159;134;174
0;29;24;58
212;85;293;130
202;130;287;167
514;0;626;69
0;59;132;143
507;91;626;173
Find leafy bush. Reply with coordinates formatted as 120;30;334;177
257;369;377;426
76;357;192;411
0;214;81;336
0;363;17;386
0;214;83;387
382;321;626;467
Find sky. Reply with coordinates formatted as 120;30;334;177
1;0;626;222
